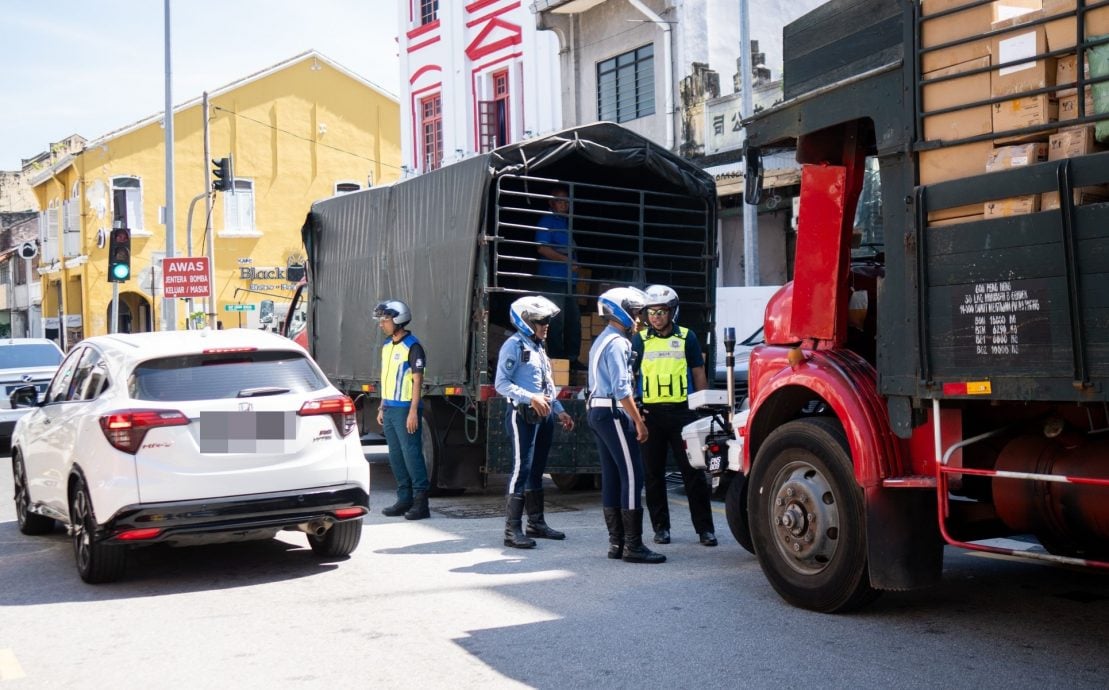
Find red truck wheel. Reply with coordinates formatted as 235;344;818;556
748;417;877;613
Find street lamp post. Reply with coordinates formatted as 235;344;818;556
163;0;177;330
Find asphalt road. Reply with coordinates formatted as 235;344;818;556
2;459;1108;688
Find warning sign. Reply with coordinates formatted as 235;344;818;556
162;256;211;299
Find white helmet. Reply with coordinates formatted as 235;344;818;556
644;284;680;321
598;287;648;329
510;295;560;337
372;299;411;327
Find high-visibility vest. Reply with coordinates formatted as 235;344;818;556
381;334;419;404
639;326;690;404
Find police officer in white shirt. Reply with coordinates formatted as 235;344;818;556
495;296;575;549
586;287;665;564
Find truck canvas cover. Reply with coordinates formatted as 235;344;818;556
302;123;716;389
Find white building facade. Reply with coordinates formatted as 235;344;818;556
533;0;825;287
398;0;563;174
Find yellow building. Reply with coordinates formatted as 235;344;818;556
29;51;400;344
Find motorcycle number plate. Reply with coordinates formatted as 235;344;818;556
707;454;723;473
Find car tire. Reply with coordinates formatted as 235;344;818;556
308;518;363;557
12;452;54;535
748;417;878;613
70;478;127;584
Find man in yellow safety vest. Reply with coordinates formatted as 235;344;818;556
632;285;717;547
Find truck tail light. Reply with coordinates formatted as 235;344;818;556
298;395;357;436
99;409;190;454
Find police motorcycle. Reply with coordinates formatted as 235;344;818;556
681;327;753;553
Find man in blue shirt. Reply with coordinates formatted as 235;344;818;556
536;186;583;367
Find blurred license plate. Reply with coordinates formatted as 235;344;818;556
199;411;295;453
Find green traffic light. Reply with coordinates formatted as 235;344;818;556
111;263;130;280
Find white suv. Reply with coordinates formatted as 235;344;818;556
9;329;369;583
0;338;64;451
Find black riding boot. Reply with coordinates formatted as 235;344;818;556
603;507;624;559
525;489;565;540
382;498;413;517
404;491;430;520
503;495;536;549
621;508;666;563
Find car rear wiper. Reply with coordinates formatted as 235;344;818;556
236;387;291;398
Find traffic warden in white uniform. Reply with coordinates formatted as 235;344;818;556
495;296;575;549
586;287;665;564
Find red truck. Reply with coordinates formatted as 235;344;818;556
703;0;1109;611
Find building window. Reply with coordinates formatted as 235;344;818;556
41;202;60;263
0;262;10;286
597;44;656;123
223;179;256;233
335;182;361;194
111;176;143;230
479;70;512;153
418;0;438;25
420;94;444;172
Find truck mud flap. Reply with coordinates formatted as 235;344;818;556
865;485;943;591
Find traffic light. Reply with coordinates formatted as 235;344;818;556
108;227;131;283
212;155;234;192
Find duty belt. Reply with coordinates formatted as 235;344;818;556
587;397;619;409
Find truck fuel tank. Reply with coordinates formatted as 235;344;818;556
993;434;1109;559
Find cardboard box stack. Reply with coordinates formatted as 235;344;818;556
1042;125;1109;208
919;1;1109;225
989;22;1057;142
1041;0;1109;53
984;143;1049;216
919;0;1041;225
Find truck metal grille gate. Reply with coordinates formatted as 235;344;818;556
489;174;714;334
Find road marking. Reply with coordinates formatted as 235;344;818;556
0;649;26;680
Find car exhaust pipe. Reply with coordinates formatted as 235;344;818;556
298;519;330;537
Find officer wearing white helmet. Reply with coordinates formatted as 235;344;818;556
632;284;716;547
586;286;665;564
373;299;431;520
495;295;576;548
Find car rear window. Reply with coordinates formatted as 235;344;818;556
130;350;328;401
0;343;64;369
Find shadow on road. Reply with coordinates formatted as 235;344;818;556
0;519;344;604
449;548;1109;689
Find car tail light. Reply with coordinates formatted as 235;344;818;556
115;528;162;541
99;409;190;454
333;507;365;519
298;395;357;436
